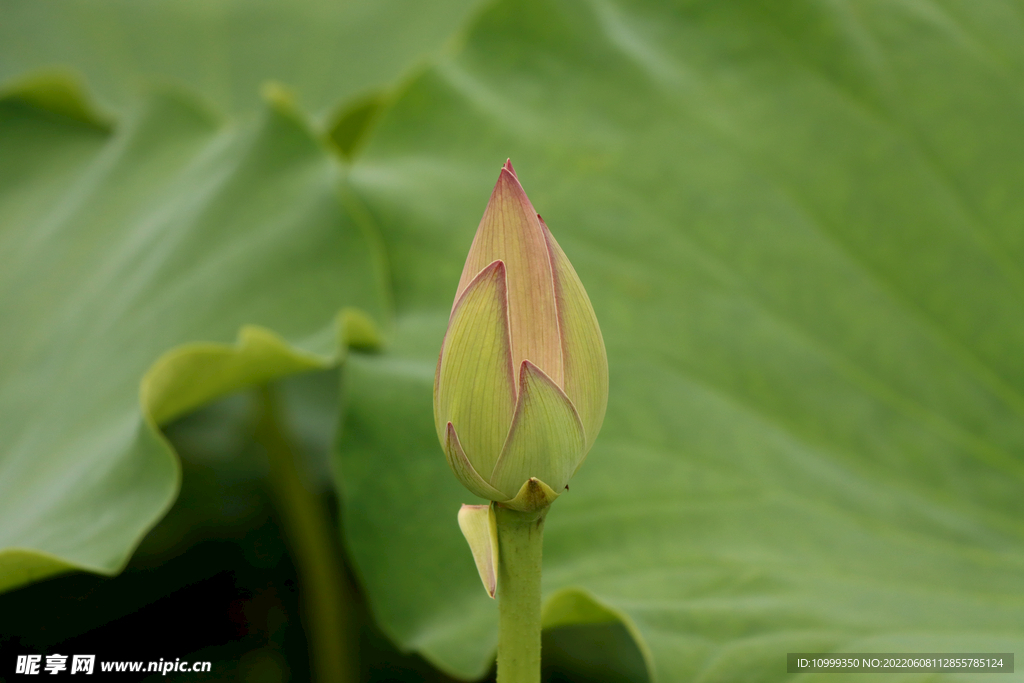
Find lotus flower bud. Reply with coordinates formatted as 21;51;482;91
434;160;608;511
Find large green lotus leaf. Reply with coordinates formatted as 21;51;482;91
0;76;386;592
335;0;1024;680
0;0;485;120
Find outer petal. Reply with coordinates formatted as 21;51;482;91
489;361;586;498
435;261;517;477
456;161;563;386
444;422;507;502
541;219;608;454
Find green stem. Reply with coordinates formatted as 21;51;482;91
256;384;356;683
495;503;549;683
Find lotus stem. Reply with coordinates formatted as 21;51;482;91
256;384;356;683
495;503;548;683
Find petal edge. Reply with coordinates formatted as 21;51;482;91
541;219;608;452
445;423;508;502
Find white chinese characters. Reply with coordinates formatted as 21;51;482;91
15;654;95;675
70;656;95;675
16;655;41;675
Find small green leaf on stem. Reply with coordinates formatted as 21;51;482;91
457;503;499;598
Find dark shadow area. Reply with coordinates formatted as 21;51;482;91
543;622;648;683
1;371;647;683
0;374;461;683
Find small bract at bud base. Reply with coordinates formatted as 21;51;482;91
434;160;608;512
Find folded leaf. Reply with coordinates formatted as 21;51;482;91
0;80;386;592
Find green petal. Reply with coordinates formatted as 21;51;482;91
489;361;585;498
443;422;507;502
457;503;499;598
456;161;563;385
499;477;560;513
542;219;608;454
434;260;516;477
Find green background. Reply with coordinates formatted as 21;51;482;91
2;0;1022;681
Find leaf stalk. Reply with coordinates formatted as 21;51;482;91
257;384;356;683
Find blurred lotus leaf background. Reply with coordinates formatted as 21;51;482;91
2;0;1023;681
